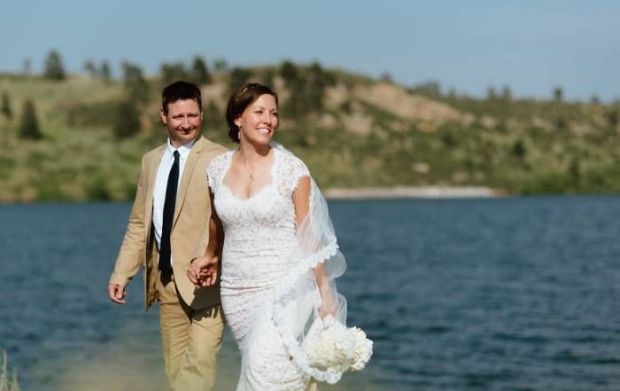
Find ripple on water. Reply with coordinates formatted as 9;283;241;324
2;198;620;391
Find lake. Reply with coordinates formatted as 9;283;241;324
1;197;619;390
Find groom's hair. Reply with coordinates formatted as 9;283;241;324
161;81;202;115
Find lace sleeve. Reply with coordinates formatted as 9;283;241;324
276;153;311;197
206;152;228;193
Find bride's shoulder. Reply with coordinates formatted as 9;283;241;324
273;148;310;195
207;150;233;188
208;150;233;171
274;148;310;177
210;150;233;166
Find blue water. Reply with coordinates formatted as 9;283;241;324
1;197;619;390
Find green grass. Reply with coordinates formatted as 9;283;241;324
0;68;619;202
0;351;20;391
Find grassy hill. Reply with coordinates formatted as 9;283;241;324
0;62;619;202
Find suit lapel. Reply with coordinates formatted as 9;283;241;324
173;136;206;226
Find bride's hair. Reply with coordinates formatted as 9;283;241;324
226;83;278;143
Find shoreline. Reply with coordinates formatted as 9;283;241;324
324;186;504;200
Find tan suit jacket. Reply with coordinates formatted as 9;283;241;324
109;136;227;310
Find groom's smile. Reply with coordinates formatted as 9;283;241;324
160;99;203;147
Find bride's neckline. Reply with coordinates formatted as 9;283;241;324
221;148;278;201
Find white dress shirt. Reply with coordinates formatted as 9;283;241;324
152;138;194;266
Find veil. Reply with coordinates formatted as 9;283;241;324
270;143;349;384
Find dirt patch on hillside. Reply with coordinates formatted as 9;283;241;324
353;82;462;123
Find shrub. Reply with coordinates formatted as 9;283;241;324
1;93;12;119
113;100;141;139
18;100;43;140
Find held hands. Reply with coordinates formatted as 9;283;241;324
187;254;219;287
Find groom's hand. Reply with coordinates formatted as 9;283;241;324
188;255;218;287
108;283;126;304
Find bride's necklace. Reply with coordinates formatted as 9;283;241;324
239;146;271;183
240;155;255;182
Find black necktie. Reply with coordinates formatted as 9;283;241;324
159;150;179;278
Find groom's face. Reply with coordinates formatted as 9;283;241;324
160;99;203;147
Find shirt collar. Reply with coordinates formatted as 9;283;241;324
166;138;195;160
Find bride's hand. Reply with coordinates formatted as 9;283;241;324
187;255;218;287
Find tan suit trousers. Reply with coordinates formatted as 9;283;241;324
157;272;224;391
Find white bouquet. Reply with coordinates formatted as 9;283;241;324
303;315;373;374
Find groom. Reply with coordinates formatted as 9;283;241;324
108;81;227;390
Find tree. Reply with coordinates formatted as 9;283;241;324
262;68;275;87
43;50;66;80
100;61;112;83
412;80;441;98
279;61;334;116
205;101;224;132
228;67;253;93
304;62;333;113
1;93;12;119
568;157;581;189
84;60;97;78
380;72;393;83
279;61;299;85
501;85;512;102
113;100;141;139
214;58;228;73
122;62;149;104
553;86;564;103
512;139;527;160
555;116;567;131
22;58;31;76
486;86;497;101
191;56;212;85
607;109;619;129
19;100;43;139
279;61;303;116
160;62;188;86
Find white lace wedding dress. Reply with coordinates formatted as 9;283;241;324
208;147;317;390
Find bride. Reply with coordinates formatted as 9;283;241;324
188;83;369;390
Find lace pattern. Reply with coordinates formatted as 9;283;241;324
207;147;314;390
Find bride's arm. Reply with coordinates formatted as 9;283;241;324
188;189;223;287
293;176;338;318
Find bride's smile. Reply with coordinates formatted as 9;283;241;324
234;93;279;146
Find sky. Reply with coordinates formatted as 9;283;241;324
1;0;619;101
